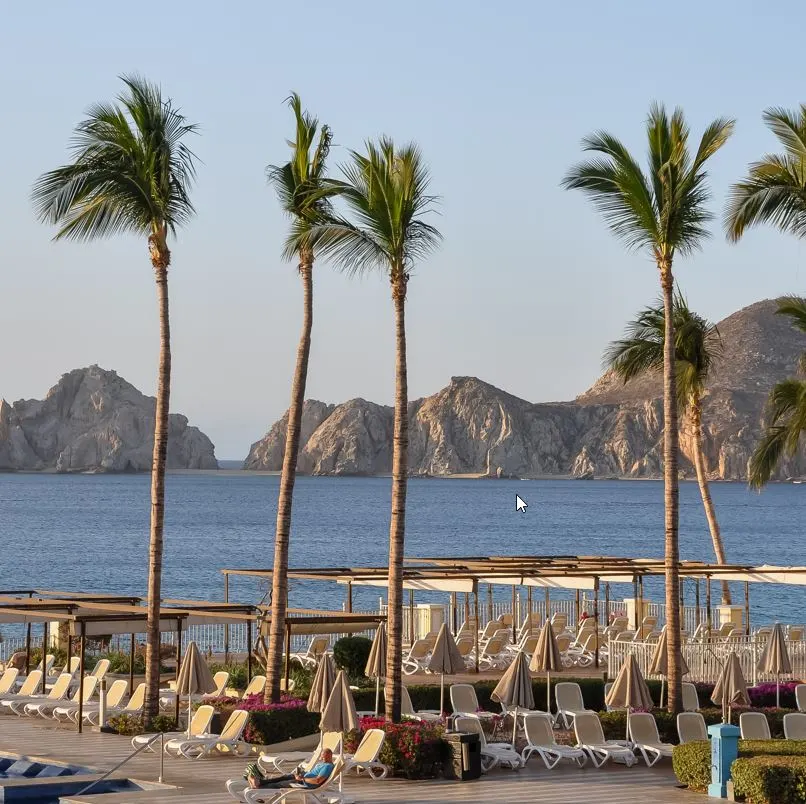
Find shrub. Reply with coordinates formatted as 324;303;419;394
344;716;449;779
107;714;177;736
209;662;248;691
102;650;145;675
333;637;373;680
212;694;319;746
732;755;806;804
748;682;801;710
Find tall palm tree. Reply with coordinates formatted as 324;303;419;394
313;138;441;721
726;107;806;489
605;293;731;603
32;75;198;723
562;105;733;712
263;94;335;703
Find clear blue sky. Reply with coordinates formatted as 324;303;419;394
3;0;806;459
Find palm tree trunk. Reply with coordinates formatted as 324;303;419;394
384;277;408;723
690;393;731;605
265;253;314;703
144;232;171;724
660;260;682;714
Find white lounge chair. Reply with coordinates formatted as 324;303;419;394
454;716;521;772
239;675;267;699
402;639;431;675
13;673;73;716
555;682;595;729
401;686;441;722
677;712;708;743
55;679;129;723
0;671;44;710
291;637;329;671
87;682;145;725
0;668;19;695
165;708;250;759
682;682;700;712
343;728;389;779
241;758;344;804
27;675;97;719
784;713;806;740
450;684;498;724
91;658;111;681
477;636;510;671
131;704;215;751
521;713;587;769
574;712;637;768
257;731;342;776
628;713;674;766
202;671;230;699
796;684;806;712
740;712;771;740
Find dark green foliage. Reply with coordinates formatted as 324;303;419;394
209;662;247;691
107;714;177;736
732;756;806;804
103;650;145;674
333;636;373;680
244;707;319;746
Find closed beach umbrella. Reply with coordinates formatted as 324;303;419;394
530;620;563;713
491;651;534;743
174;641;218;735
758;624;791;709
320;669;358;738
711;652;750;724
649;626;690;708
307;653;336;714
606;653;653;740
427;623;464;715
364;622;387;717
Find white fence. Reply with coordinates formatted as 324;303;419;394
608;635;806;684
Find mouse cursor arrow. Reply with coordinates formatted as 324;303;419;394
515;494;528;513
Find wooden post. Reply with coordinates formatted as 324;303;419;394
593;578;600;669
604;583;610;624
638;575;644;631
544;588;550;623
450;592;457;634
632;576;639;630
745;581;751;635
511;586;517;643
408;590;415;644
706;578;712;630
346;582;353;614
487;584;493;623
224;573;230;665
129;634;135;695
41;622;48;694
66;627;72;676
284;622;292;693
575;589;581;626
695;580;701;628
464;593;470;627
473;583;480;674
246;619;253;682
77;623;86;734
24;623;31;675
174;620;183;726
527;587;533;629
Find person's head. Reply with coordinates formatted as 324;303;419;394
322;748;333;763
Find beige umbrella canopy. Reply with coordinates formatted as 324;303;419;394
174;641;218;735
530;620;563;713
649;627;689;708
307;653;337;714
320;669;358;737
492;651;534;743
606;653;654;740
427;623;464;715
364;622;387;717
758;623;792;709
711;652;750;724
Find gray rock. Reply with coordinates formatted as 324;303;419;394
0;365;217;472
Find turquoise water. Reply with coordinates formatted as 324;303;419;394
0;474;804;623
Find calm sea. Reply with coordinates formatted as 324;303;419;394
0;473;804;626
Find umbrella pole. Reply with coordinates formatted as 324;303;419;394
546;671;551;714
512;709;517;745
187;695;192;737
375;677;380;717
440;673;445;716
777;673;780;709
626;707;630;742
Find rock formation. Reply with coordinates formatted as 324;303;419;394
0;366;218;472
243;300;806;480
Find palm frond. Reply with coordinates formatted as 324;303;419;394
763;106;806;161
749;426;790;489
776;295;806;335
32;74;198;242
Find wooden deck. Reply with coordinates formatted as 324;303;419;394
0;717;703;803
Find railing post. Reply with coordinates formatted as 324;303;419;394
159;732;164;783
98;677;107;729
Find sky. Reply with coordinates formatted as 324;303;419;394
3;1;806;459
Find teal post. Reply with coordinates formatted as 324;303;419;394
708;723;740;798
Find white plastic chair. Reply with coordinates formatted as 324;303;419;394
521;713;587;769
258;731;342;776
241;758;344;804
450;684;498;723
784;713;806;740
555;682;595;729
454;716;521;772
402;639;431;675
56;678;129;723
132;704;215;751
165;708;250;759
343;728;389;779
682;682;700;712
796;684;806;712
628;713;674;766
677;712;708;743
573;712;637;768
740;712;771;740
16;673;73;717
291;637;329;670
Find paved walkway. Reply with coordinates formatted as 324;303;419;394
0;717;702;803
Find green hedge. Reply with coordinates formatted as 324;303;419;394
245;707;319;746
673;739;806;793
733;756;806;804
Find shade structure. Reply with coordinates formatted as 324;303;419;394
606;653;653;740
364;621;387;717
320;669;358;736
711;652;750;724
174;641;218;735
427;623;464;715
529;620;563;713
649;626;689;708
491;651;534;742
307;653;337;714
758;623;792;708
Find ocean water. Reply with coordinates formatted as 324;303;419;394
0;473;804;625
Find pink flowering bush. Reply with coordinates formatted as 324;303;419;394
344;716;450;779
748;682;801;709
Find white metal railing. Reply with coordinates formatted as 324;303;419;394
608;636;806;684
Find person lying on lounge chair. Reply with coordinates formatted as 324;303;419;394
245;748;335;790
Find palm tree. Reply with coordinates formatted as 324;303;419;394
32;75;198;723
725;107;806;489
605;293;731;603
313;138;441;721
263;94;335;703
562;104;733;712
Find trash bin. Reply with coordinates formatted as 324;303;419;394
443;731;481;780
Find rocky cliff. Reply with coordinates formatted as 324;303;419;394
0;366;218;472
243;300;806;480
